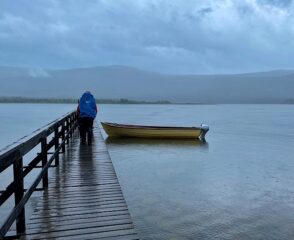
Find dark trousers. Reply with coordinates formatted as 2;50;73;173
78;117;94;142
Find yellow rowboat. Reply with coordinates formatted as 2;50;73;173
101;122;209;140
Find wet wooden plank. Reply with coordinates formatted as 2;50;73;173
27;210;131;225
27;213;132;229
27;218;133;235
24;225;136;239
21;124;139;240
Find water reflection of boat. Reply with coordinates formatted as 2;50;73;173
101;122;209;140
105;137;208;148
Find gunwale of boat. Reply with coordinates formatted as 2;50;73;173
101;122;206;131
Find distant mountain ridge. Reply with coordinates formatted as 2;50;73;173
0;65;294;103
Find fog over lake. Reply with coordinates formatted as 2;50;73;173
1;66;294;104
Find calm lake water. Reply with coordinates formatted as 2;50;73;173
1;104;294;239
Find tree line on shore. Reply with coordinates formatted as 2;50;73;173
2;96;294;104
0;97;171;104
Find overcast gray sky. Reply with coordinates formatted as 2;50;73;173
0;0;293;74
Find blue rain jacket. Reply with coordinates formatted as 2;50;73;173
79;92;97;119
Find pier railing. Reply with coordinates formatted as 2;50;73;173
0;111;77;239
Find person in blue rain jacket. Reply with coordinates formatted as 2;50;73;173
77;91;97;144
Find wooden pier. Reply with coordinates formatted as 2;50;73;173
0;112;139;240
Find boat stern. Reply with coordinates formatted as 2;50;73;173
199;124;209;140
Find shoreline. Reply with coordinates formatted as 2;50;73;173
0;97;294;105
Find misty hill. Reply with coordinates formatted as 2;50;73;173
1;65;294;103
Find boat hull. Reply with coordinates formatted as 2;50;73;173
101;122;209;139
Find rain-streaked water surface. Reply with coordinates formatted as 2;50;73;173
100;104;294;240
1;104;294;239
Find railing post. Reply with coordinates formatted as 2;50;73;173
41;138;48;188
62;122;65;152
54;126;59;166
66;119;69;144
72;115;74;131
69;116;72;138
71;115;74;132
13;157;26;234
73;114;76;130
68;117;71;139
76;113;78;128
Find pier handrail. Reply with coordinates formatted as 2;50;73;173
0;110;77;239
